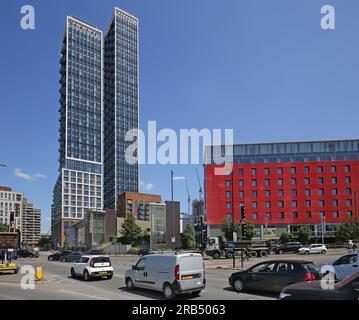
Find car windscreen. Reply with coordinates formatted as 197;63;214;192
179;255;203;272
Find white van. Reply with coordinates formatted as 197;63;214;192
125;252;206;299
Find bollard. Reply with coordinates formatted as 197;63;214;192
35;266;43;281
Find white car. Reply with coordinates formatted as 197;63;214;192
298;244;327;255
70;255;113;281
322;253;359;281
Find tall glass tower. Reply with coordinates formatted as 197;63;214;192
52;16;103;247
104;8;139;210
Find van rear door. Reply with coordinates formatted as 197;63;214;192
178;254;204;291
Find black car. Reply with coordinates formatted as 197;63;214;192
279;272;359;300
17;249;38;258
138;249;154;257
84;249;105;255
48;250;74;261
273;242;303;254
59;252;82;263
229;260;322;293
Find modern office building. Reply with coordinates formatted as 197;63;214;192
52;16;103;247
22;199;41;248
104;7;139;210
205;139;359;240
0;187;23;237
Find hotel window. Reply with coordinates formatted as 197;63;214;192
238;169;244;176
304;166;310;174
291;167;296;174
278;190;284;197
277;168;283;174
332;189;338;195
239;202;245;207
252;190;257;197
266;213;271;220
318;177;324;184
252;202;258;208
333;211;339;218
265;190;271;197
320;211;325;218
319;200;325;207
306;200;311;207
252;213;258;220
264;168;270;175
292;189;297;196
345;165;350;172
347;211;353;218
332;177;337;184
304;178;310;185
331;165;337;173
252;180;257;186
238;180;244;187
318;166;323;173
292;212;298;219
266;201;271;208
319;189;324;196
292;200;297;207
347;199;352;206
251;168;257;175
345;176;351;184
239;191;244;197
278;178;283;185
291;178;297;185
265;179;270;186
226;213;232;221
305;189;311;196
332;200;338;206
226;180;231;187
346;188;352;195
306;212;312;219
278;201;284;208
279;212;285;220
226;202;232;209
226;191;231;198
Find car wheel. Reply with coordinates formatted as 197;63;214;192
107;275;113;280
83;270;90;281
14;267;19;274
126;277;135;290
60;258;65;263
163;283;175;299
71;268;76;279
279;250;283;255
192;290;201;297
233;278;245;292
48;256;53;261
212;252;220;259
226;251;233;259
304;251;309;255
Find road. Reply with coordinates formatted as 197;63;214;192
0;249;347;300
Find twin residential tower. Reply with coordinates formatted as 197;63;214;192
52;8;139;247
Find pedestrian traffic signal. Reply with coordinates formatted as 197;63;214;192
240;206;246;220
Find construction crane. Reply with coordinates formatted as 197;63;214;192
184;179;191;215
196;168;203;200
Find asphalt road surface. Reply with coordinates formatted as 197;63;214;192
0;249;347;300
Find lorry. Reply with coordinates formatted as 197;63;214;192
205;236;273;259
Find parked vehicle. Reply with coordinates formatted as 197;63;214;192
346;240;358;250
70;255;113;281
279;272;359;300
17;249;39;258
228;260;322;293
298;244;327;255
85;249;105;255
139;249;154;257
206;237;271;259
60;252;82;263
321;253;359;281
125;252;206;299
48;250;74;261
272;242;303;255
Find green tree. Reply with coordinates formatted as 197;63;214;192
297;226;312;245
280;231;293;244
221;218;241;241
336;220;359;242
120;215;142;245
0;224;9;232
181;225;196;250
243;221;256;240
37;237;52;248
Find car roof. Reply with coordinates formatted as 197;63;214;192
81;255;109;258
254;259;314;264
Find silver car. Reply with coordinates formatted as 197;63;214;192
125;252;206;299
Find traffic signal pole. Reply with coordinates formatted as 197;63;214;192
231;169;235;268
240;205;245;269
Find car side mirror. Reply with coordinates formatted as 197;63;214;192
351;282;359;292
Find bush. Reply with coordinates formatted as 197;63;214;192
127;247;140;255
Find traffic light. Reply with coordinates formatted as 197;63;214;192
10;211;15;223
240;205;246;220
202;229;208;245
241;223;247;239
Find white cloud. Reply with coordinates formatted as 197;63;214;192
140;180;155;191
173;176;186;181
14;169;47;182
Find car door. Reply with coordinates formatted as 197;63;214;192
333;254;359;280
246;262;277;291
74;257;88;275
310;245;319;254
133;258;149;289
271;262;297;292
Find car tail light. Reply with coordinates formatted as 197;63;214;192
90;258;94;268
304;272;316;281
175;264;180;281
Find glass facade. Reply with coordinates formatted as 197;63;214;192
104;8;139;210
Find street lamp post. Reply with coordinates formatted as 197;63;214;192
171;170;175;251
321;216;326;245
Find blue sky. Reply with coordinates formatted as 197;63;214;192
0;0;358;233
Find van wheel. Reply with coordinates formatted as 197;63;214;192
126;277;134;290
71;268;76;279
163;284;175;299
192;290;201;297
83;270;90;281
